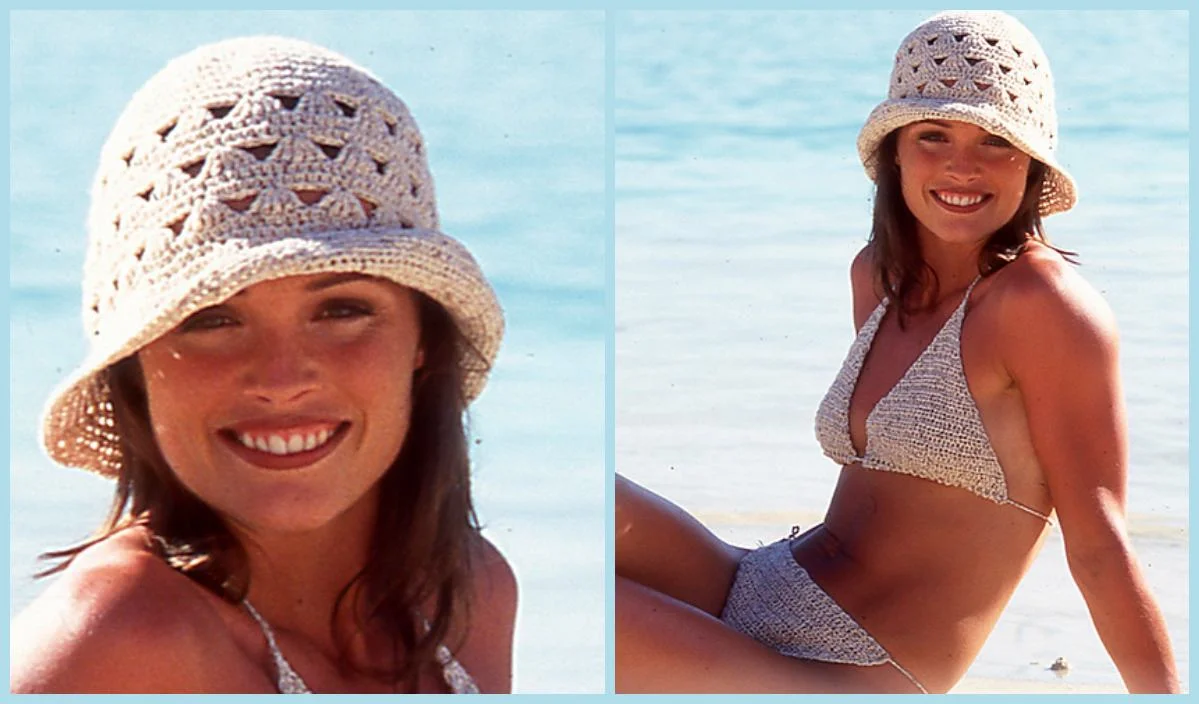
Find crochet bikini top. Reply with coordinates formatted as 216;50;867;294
242;600;480;694
814;277;1050;522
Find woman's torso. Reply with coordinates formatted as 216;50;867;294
800;252;1056;692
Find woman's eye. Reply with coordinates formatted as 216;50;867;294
984;136;1013;148
177;309;238;333
318;299;375;320
917;131;947;143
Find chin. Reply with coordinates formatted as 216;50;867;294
235;504;359;536
924;222;998;247
208;483;376;537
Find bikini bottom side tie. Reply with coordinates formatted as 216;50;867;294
719;538;928;693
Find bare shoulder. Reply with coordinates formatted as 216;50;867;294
850;242;882;329
453;534;517;693
992;244;1118;348
849;243;877;297
10;527;238;693
470;534;518;606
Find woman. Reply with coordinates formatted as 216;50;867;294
616;11;1179;694
11;37;516;693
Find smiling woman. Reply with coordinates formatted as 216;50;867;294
10;36;516;694
615;10;1179;694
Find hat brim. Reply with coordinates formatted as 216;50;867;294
40;225;503;477
857;99;1077;217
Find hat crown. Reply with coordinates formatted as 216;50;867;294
84;36;438;337
887;11;1058;153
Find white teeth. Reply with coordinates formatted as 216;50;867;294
268;435;288;455
236;427;338;456
286;434;305;454
937;191;985;207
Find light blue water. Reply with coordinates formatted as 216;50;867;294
616;11;1188;691
9;11;604;693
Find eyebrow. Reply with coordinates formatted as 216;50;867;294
304;272;376;291
913;119;953;128
228;272;375;298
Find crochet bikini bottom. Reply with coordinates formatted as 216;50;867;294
719;538;927;693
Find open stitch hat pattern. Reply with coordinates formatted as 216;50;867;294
857;11;1077;216
41;36;504;477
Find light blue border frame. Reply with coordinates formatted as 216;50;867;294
4;1;1195;698
604;10;618;696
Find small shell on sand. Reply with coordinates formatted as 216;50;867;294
1049;657;1070;677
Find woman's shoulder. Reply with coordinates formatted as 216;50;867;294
470;533;517;602
451;534;517;693
10;526;242;693
850;243;877;293
991;242;1117;339
850;243;884;327
986;242;1119;373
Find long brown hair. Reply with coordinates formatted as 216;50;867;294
868;129;1076;323
39;291;483;691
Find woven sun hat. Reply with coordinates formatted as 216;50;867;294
41;36;504;477
857;11;1077;216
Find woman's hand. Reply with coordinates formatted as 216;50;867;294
1000;250;1179;694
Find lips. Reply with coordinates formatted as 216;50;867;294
932;189;991;211
237;427;336;455
220;419;350;470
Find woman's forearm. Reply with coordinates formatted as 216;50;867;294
1069;544;1179;693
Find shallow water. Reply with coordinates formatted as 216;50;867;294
616;10;1188;690
9;11;604;693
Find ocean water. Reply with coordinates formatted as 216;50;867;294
9;11;604;693
616;10;1188;692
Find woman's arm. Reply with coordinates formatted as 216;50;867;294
999;252;1179;693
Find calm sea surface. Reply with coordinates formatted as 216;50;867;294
9;11;604;693
616;11;1188;690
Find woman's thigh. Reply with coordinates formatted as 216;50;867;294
615;577;920;694
615;474;746;616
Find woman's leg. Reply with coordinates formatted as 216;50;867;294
615;474;746;615
616;577;922;694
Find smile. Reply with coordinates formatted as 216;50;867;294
220;420;350;470
237;427;337;456
932;190;991;209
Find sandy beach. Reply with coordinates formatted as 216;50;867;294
950;677;1123;694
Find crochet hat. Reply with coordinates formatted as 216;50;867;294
857;11;1076;216
41;36;504;477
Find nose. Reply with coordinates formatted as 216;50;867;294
242;332;320;405
944;144;982;180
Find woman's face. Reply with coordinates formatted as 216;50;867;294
894;119;1032;248
138;273;424;536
